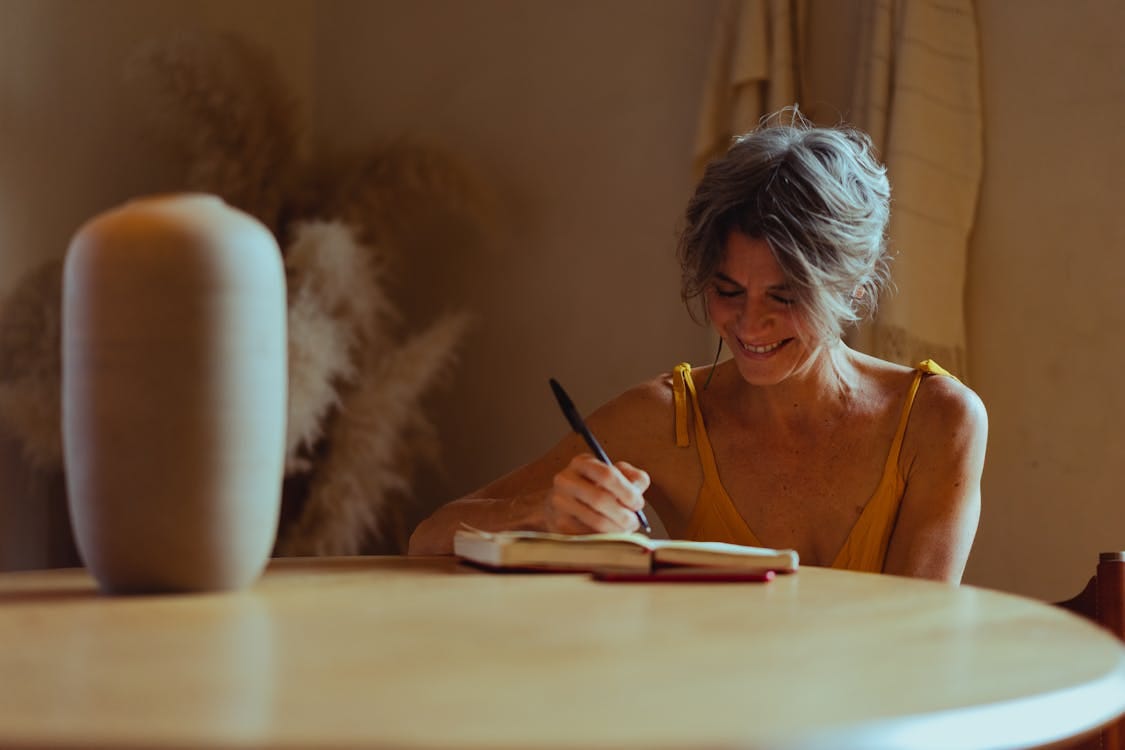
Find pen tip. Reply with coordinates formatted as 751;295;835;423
548;378;566;401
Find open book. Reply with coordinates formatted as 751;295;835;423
453;527;799;574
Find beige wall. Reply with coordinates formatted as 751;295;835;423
307;1;717;526
0;0;315;298
962;0;1125;600
2;1;1123;600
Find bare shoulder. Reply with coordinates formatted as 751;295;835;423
585;370;678;454
853;352;987;434
912;371;988;437
900;367;988;477
605;370;677;411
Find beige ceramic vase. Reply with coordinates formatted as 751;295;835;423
62;194;287;594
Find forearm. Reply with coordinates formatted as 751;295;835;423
884;538;971;583
407;492;548;556
883;490;981;583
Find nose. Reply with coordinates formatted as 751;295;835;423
736;297;774;338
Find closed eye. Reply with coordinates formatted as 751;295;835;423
711;274;793;304
710;274;744;299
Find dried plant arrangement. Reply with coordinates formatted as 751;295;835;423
0;31;493;555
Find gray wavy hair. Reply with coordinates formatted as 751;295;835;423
678;109;892;347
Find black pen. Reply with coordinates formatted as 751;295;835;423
548;378;652;534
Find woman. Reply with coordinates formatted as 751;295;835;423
409;111;987;583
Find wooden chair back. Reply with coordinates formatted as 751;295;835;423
1056;552;1125;750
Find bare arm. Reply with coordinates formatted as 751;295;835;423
405;487;551;557
883;375;989;583
407;399;654;556
408;378;680;555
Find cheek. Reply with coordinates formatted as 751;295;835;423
704;292;719;321
787;309;818;344
704;293;735;325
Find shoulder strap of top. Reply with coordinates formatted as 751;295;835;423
672;363;728;490
672;362;693;447
882;369;926;475
830;361;956;571
881;360;958;475
916;358;958;380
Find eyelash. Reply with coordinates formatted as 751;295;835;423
712;287;795;306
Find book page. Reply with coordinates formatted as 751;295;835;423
649;539;799;571
647;539;787;555
464;527;657;547
453;527;653;571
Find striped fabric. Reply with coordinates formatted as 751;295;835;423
850;0;983;378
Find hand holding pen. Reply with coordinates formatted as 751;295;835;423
549;378;652;534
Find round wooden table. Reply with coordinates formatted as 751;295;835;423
0;556;1122;749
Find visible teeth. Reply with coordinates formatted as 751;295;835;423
742;339;784;354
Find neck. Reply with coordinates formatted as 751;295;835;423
732;341;858;430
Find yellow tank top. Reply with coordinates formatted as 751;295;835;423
674;359;953;572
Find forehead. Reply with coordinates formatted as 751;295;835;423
716;231;786;283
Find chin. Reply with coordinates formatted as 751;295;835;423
727;338;807;385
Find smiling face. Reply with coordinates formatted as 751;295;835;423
678;121;893;355
705;231;817;387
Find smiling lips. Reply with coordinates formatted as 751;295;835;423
738;337;789;355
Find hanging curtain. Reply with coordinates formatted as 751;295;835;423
694;0;806;176
848;0;983;376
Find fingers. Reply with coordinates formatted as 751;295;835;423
545;454;650;534
617;461;652;496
